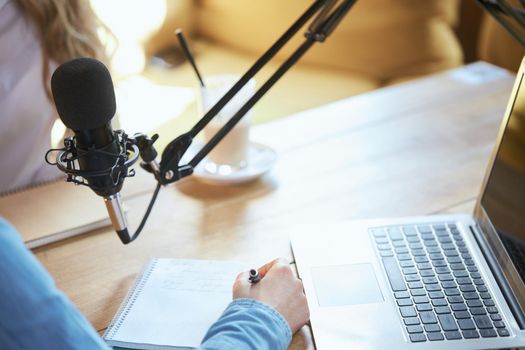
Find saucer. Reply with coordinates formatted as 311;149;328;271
184;141;277;185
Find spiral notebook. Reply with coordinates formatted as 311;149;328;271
0;178;110;248
0;167;156;248
103;258;247;350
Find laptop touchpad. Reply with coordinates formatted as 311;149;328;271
311;263;384;307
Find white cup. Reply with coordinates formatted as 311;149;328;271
200;75;256;171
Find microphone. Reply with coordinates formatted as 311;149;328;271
51;57;135;243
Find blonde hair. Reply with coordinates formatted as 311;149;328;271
15;0;109;99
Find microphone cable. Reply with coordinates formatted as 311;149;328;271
120;181;161;244
45;137;162;244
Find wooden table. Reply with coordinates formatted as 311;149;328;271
32;62;515;349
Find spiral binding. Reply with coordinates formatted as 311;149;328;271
104;259;158;341
0;176;63;198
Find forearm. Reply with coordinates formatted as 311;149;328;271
199;298;292;350
0;219;108;349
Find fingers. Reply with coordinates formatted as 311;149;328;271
234;270;250;287
232;271;252;299
234;257;293;298
258;257;290;278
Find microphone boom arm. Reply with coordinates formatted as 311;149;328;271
477;0;525;48
151;0;358;185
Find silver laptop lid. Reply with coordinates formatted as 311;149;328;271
475;58;525;316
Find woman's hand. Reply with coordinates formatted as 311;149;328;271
233;257;310;333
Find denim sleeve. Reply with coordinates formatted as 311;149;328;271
0;217;292;350
0;218;109;350
199;298;292;350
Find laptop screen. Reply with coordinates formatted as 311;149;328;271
481;73;525;280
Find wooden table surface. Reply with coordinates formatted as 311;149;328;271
32;62;515;349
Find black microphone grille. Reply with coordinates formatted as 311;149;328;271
51;57;116;131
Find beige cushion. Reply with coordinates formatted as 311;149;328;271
478;14;525;72
142;0;464;138
144;40;379;145
196;0;462;81
144;0;197;57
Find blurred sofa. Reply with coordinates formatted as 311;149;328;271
128;0;525;136
143;0;460;124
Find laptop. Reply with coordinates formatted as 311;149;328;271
291;59;525;350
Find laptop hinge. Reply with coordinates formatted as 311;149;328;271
470;225;525;329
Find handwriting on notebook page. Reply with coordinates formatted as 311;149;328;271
158;259;243;293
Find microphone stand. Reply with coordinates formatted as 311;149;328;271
140;0;357;185
119;0;358;243
477;0;525;48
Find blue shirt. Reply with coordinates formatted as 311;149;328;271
0;218;292;349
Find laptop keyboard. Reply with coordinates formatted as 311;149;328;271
371;223;509;343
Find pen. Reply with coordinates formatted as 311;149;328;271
249;269;261;284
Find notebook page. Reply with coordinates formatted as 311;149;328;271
109;259;246;349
